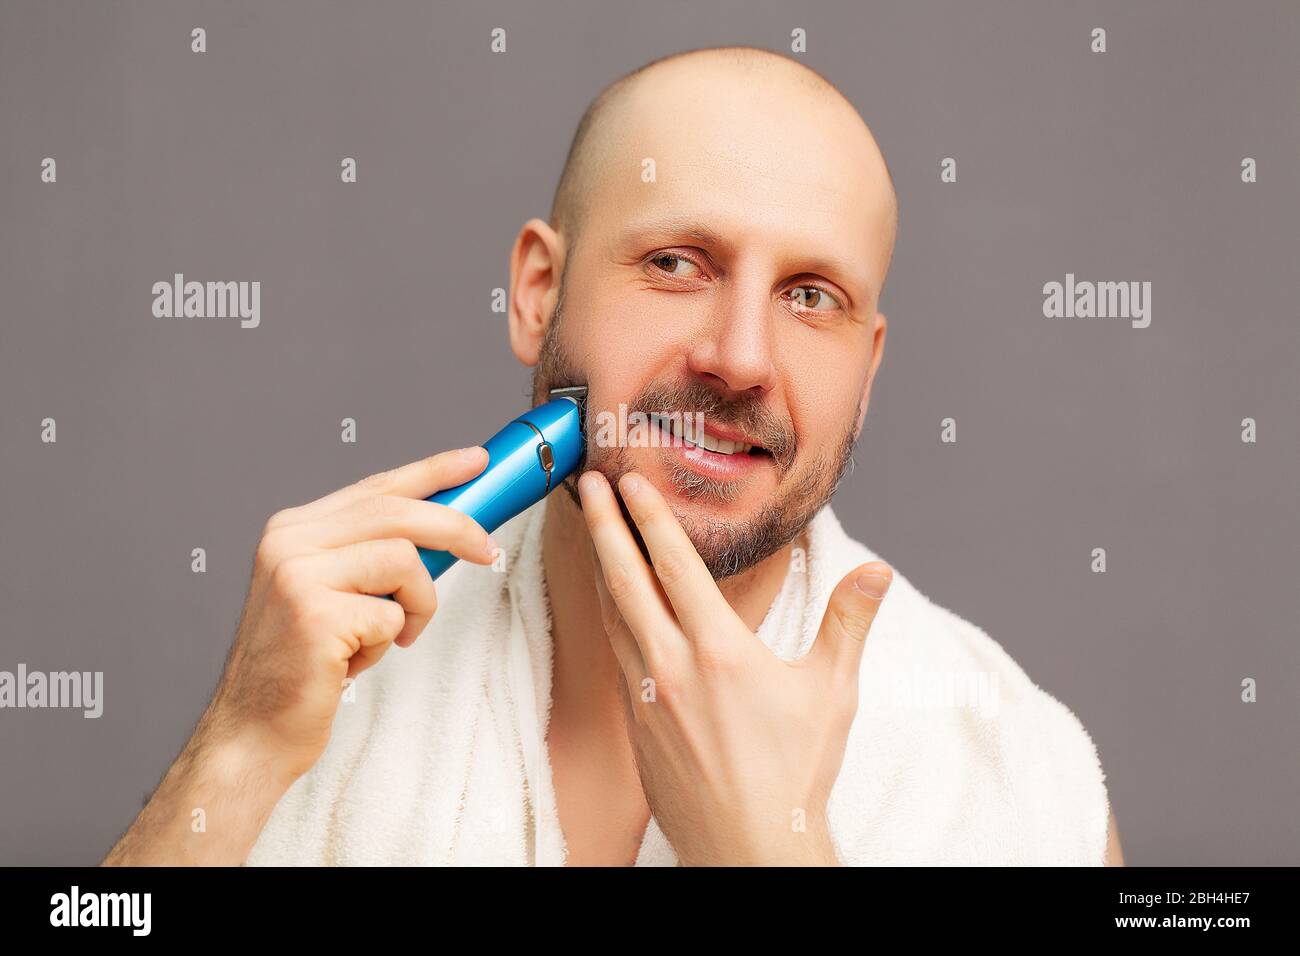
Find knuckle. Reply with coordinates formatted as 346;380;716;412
293;602;331;637
407;588;438;620
422;454;446;481
693;639;736;677
374;537;419;575
380;494;410;520
358;468;394;493
458;512;488;542
652;546;694;588
834;602;876;638
586;512;615;537
375;599;407;637
643;669;681;713
262;524;292;553
269;555;310;596
602;561;638;603
278;593;323;638
363;493;401;521
253;535;283;577
444;509;483;546
357;538;391;574
395;536;422;567
263;508;296;533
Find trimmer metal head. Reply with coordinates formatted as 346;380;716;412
548;385;588;433
547;384;588;475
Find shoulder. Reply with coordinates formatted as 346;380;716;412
814;508;1110;864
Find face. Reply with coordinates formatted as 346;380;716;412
524;60;895;580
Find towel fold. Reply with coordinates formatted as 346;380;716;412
246;496;1109;866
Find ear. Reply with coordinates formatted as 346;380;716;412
855;311;888;427
508;217;565;367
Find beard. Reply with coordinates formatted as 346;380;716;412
531;291;861;580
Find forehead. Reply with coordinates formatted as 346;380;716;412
585;61;896;288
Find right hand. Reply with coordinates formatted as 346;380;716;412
201;446;498;786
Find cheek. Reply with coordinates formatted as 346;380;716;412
576;311;691;407
780;344;867;455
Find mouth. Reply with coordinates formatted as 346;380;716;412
647;412;773;482
647;412;769;456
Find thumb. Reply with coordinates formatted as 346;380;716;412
812;561;893;679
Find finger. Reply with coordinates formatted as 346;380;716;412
589;540;648;692
317;591;409;679
809;562;892;681
577;470;681;663
299;538;439;646
291;494;497;566
273;446;489;527
614;471;734;638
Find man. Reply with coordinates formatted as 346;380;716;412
104;46;1122;866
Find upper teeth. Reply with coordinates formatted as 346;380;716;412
649;414;753;455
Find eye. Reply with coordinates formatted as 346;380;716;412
649;252;703;279
786;284;842;312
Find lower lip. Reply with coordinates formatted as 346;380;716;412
652;421;771;480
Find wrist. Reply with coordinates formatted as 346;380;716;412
678;813;840;867
192;701;301;794
749;828;840;867
194;728;297;804
159;734;292;866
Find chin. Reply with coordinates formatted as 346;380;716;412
579;424;826;580
620;447;804;580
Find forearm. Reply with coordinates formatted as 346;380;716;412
102;722;293;867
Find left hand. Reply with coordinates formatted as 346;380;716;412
577;469;893;867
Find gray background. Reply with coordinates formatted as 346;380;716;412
1;0;1296;865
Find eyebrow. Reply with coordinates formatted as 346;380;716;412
619;215;876;308
620;215;727;248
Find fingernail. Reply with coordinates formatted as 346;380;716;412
620;473;642;496
460;445;484;462
578;472;600;498
854;572;891;599
484;534;498;558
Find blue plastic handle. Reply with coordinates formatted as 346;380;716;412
412;396;584;583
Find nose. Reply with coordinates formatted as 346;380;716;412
685;282;778;399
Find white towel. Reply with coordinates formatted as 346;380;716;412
245;496;1110;866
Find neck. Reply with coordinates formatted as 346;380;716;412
542;486;799;719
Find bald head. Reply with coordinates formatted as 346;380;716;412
549;46;898;277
